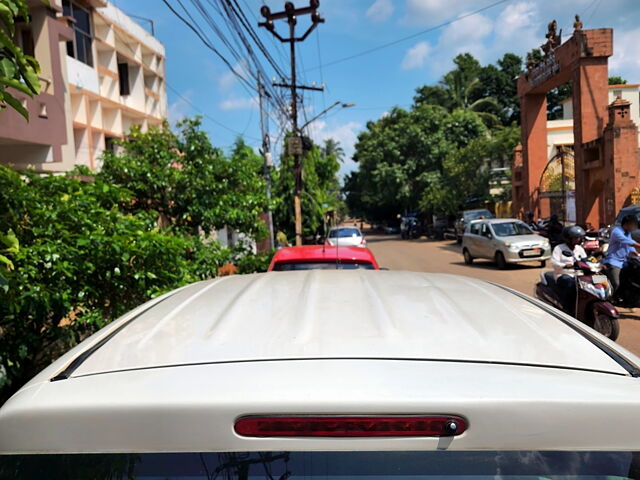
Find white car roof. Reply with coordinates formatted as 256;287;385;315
1;270;640;453
42;271;630;377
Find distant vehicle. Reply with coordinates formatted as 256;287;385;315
326;226;366;247
455;209;495;243
2;270;640;476
268;245;379;271
462;218;551;269
400;216;421;239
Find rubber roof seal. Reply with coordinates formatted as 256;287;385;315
50;290;181;382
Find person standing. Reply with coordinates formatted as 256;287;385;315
603;215;640;296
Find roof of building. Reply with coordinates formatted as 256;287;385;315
269;245;377;269
43;271;637;379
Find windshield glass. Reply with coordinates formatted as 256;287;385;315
329;228;361;238
1;451;638;479
274;261;374;270
464;210;493;221
492;221;533;237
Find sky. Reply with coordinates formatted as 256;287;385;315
115;0;640;178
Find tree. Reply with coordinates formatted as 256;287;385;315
347;104;488;221
322;138;344;163
609;76;627;85
0;0;42;118
99;118;269;239
0;165;237;402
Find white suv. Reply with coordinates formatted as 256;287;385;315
1;270;639;477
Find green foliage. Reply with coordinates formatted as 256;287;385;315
348;52;523;221
272;137;343;241
0;118;275;403
0;0;42;118
99;118;269;238
608;76;627;85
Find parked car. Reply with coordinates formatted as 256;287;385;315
268;246;379;271
462;218;551;269
326;226;366;247
455;208;495;243
2;270;640;476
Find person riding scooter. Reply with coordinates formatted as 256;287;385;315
603;214;640;298
525;212;539;231
550;225;587;316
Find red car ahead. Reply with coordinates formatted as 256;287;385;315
268;246;380;271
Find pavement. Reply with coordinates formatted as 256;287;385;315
366;233;640;356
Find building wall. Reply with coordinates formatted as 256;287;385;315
0;0;167;172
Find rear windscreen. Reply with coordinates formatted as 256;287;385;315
273;261;374;271
1;451;638;480
329;228;361;238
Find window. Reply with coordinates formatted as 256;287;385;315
64;0;93;66
0;451;638;479
481;223;490;237
20;28;34;57
274;261;375;271
492;221;533;237
470;222;481;235
329;228;361;238
118;63;130;95
104;136;117;152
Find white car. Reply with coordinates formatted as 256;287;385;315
326;226;366;247
462;218;551;269
1;271;640;477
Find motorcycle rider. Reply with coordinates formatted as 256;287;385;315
551;225;587;316
525;212;539;231
603;214;640;296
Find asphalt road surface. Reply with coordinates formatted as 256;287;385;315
367;233;640;356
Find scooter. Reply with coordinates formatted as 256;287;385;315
535;256;620;340
613;256;640;308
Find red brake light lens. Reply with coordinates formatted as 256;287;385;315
234;416;467;437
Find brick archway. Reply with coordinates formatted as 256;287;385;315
512;25;640;227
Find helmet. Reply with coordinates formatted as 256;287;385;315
562;225;585;241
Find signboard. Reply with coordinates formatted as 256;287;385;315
529;52;560;87
287;136;303;156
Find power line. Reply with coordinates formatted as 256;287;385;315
167;84;261;141
305;0;512;72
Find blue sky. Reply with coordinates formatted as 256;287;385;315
116;0;640;177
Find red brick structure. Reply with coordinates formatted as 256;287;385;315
512;26;640;226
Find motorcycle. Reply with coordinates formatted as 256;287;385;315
583;231;603;258
612;256;640;308
535;255;620;340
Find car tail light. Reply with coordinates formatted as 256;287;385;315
234;415;467;437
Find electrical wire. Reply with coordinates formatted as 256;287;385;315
305;0;512;72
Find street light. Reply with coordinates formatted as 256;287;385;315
300;101;355;131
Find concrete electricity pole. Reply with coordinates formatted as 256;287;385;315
257;76;274;250
259;1;324;246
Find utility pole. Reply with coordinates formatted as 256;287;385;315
257;76;275;250
259;0;324;246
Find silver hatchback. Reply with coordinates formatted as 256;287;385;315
462;218;551;269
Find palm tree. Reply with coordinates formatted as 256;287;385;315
322;138;345;163
443;70;500;126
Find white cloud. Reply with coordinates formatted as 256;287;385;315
308;120;362;177
495;2;536;39
401;41;431;70
610;28;640;81
440;13;493;48
366;0;394;23
219;96;258;111
168;90;193;125
218;59;250;91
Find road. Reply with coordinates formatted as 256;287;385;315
367;234;640;356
